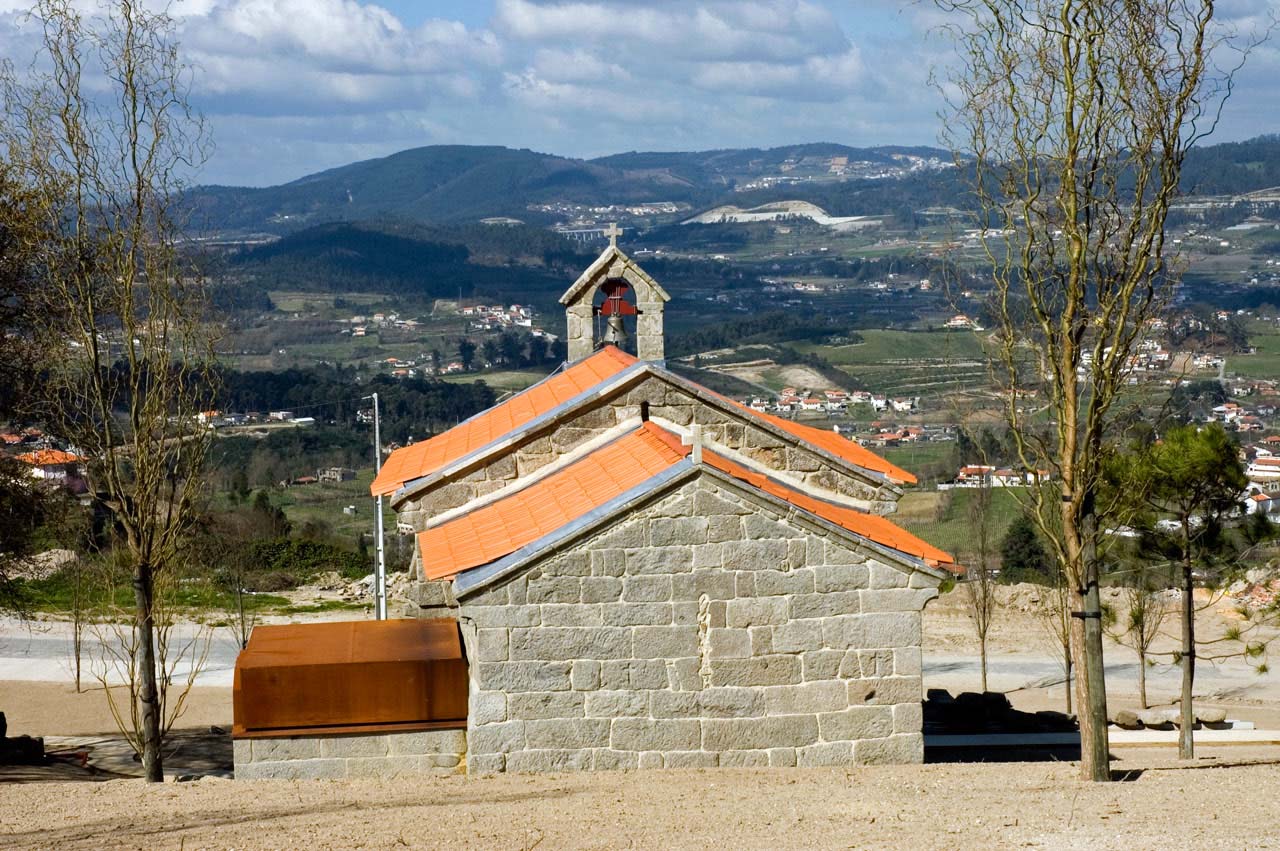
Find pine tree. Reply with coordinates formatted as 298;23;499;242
1000;514;1051;583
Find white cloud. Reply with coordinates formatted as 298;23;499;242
494;0;849;62
2;0;1273;186
185;0;501;75
529;47;629;84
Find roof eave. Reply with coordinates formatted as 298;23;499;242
449;459;948;600
651;364;905;496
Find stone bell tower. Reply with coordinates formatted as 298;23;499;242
560;224;670;363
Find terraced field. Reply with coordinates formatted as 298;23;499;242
1228;326;1280;379
796;329;994;398
895;486;1026;562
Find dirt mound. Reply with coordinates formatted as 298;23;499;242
931;582;1052;615
6;549;78;582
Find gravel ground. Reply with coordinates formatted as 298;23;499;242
4;587;1280;849
1;682;232;738
2;749;1279;850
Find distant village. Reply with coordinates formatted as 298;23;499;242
336;303;557;379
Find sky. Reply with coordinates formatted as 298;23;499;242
1;0;1277;187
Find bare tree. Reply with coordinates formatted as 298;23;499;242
2;0;212;781
67;555;90;692
1035;563;1074;715
89;551;212;757
1107;566;1168;710
963;482;998;691
935;0;1250;781
190;514;259;650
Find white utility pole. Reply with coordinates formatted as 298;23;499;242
369;392;388;620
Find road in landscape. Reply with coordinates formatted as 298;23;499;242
0;617;240;687
4;616;1279;709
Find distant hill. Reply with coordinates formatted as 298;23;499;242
591;142;950;182
223;221;586;300
182;142;953;235
184;137;1280;236
185;145;721;234
1181;135;1280;196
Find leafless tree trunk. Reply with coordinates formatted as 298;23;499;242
1036;568;1074;715
1107;576;1168;710
90;553;211;758
935;0;1250;781
2;0;212;781
963;483;997;692
69;556;88;693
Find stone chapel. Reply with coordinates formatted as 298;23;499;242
369;237;956;773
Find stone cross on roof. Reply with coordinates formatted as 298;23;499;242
603;222;622;248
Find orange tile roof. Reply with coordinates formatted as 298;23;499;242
700;450;953;569
729;403;916;485
418;423;952;581
418;422;683;579
16;449;82;466
375;345;915;497
372;346;639;497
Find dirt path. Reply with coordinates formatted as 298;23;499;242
0;682;232;738
3;750;1279;849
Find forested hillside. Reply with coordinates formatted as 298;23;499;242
1181;135;1280;195
184;137;1280;238
217;365;496;443
186;145;721;233
224;221;586;300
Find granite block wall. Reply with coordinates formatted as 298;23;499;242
455;478;940;774
233;728;466;780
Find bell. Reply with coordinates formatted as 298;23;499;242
601;313;629;347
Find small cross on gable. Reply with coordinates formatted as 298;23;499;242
603;222;622;248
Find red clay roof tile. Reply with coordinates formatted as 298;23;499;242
417;422;683;580
374;347;915;497
15;449;82;466
372;346;638;496
417;423;953;581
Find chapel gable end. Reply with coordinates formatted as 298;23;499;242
561;225;670;363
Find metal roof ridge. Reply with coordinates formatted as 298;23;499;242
692;461;951;577
698;448;951;568
450;451;947;600
393;358;902;505
643;361;903;490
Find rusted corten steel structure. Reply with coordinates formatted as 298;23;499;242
233;619;467;738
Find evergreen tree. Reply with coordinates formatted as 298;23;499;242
1000;514;1051;583
457;338;477;371
527;336;547;365
498;331;523;366
251;490;291;538
1244;509;1276;546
